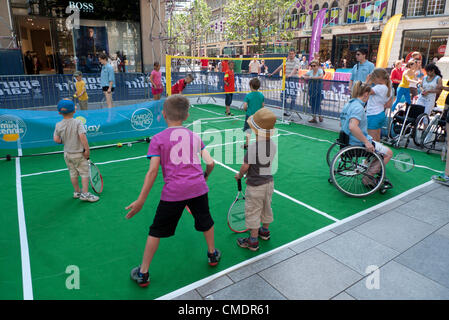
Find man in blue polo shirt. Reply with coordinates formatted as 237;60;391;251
349;48;374;90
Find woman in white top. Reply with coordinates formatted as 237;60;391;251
365;68;393;142
416;63;443;115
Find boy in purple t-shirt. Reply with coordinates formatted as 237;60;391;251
125;94;220;287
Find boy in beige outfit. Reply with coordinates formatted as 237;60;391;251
235;108;277;251
53;99;99;202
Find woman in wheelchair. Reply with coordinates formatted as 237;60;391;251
340;81;393;187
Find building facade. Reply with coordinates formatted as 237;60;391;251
199;0;449;68
0;0;167;74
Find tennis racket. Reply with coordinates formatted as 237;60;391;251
393;152;415;173
227;179;248;233
88;158;103;194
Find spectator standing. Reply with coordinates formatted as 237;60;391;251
32;55;41;74
24;51;33;74
409;52;423;101
269;48;300;116
349;48;375;90
432;81;449;184
234;54;243;74
391;59;418;111
302;60;324;123
300;55;308;70
73;71;89;110
200;55;209;73
365;68;393;142
224;61;236;116
249;56;261;76
260;60;268;75
99;52;115;109
416;63;443;115
150;62;164;101
390;60;403;96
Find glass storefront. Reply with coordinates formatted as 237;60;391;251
401;29;449;65
333;32;381;68
11;0;142;74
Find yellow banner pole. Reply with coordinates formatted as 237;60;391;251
166;55;172;96
376;14;402;68
282;57;287;91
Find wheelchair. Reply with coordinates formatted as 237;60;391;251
419;107;447;153
386;104;429;149
327;132;393;198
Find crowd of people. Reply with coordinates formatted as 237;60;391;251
55;45;449;289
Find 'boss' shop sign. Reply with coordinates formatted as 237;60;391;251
68;2;94;12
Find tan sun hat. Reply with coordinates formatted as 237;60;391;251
247;108;277;138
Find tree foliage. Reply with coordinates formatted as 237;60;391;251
167;0;211;55
224;0;294;53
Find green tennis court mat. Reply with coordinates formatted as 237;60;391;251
1;103;445;299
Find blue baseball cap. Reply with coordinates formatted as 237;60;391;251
57;99;75;114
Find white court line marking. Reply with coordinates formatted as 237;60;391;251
192;105;444;173
20;132;292;178
156;180;436;300
15;141;34;300
211;158;339;223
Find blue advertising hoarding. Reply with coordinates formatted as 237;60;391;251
0;100;166;149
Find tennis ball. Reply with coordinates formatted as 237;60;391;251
117;143;123;147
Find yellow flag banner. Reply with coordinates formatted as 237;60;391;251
376;14;402;68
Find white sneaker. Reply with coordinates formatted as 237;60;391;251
73;191;81;199
80;192;99;202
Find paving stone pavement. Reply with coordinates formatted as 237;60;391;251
171;104;449;300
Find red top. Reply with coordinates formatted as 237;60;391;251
224;69;235;92
171;79;186;94
201;59;209;67
390;68;403;84
221;60;229;73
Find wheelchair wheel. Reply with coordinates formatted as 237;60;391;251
330;146;385;198
421;114;444;152
413;113;430;147
326;142;340;167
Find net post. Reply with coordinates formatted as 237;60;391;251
281;57;288;124
166;55;172;96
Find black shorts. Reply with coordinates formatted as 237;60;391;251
102;86;115;92
149;193;214;238
225;93;233;106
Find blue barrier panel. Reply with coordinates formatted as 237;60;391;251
0;49;25;75
0;73;151;109
0;71;351;120
0;100;166;149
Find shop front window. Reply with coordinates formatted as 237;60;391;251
373;0;388;21
298;9;306;29
346;0;360;24
346;0;388;23
334;33;381;68
329;1;340;26
403;0;445;17
426;0;445;16
11;0;142;74
323;3;329;25
402;29;449;65
291;9;299;29
311;4;320;27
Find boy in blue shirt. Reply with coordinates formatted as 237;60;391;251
242;78;264;149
